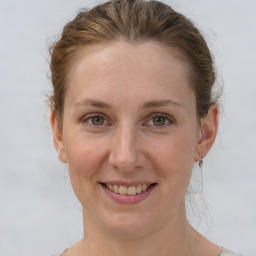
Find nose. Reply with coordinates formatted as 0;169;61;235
108;124;146;172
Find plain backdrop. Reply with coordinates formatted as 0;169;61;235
0;0;255;255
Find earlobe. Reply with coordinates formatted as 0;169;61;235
194;104;219;162
50;110;67;163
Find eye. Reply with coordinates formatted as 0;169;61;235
81;114;109;127
90;116;105;126
152;116;167;126
145;114;173;127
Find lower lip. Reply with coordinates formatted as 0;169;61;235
101;184;156;204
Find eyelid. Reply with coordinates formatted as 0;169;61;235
143;113;175;127
79;112;175;127
80;112;111;126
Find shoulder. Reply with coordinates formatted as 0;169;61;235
51;248;68;256
220;248;244;256
51;248;244;256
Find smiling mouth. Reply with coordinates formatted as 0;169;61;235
101;183;157;196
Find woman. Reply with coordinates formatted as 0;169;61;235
49;0;243;255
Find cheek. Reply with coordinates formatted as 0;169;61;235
64;133;107;181
149;132;196;185
152;132;196;164
63;134;109;207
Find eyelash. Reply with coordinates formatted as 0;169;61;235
81;113;110;127
80;113;175;128
144;113;174;128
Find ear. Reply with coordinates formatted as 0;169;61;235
194;103;219;161
50;110;67;163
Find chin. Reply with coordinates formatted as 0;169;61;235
102;212;155;238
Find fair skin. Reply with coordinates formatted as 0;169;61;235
51;41;220;256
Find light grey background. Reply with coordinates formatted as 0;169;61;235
0;0;255;255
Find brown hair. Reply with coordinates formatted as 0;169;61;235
49;0;218;127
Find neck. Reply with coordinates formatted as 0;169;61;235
75;203;199;256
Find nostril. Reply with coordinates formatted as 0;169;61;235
108;155;139;172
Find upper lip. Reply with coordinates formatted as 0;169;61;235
99;181;156;186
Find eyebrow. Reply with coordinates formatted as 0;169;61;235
141;100;184;109
73;98;112;108
73;98;183;109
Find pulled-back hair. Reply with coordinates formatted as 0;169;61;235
49;0;218;127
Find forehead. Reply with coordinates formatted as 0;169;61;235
70;40;189;77
65;40;195;107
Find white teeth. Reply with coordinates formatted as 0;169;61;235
136;185;142;193
119;185;128;195
105;183;152;195
113;185;119;193
127;186;136;195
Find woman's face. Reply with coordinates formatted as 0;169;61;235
53;41;204;237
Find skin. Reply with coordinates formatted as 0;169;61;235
51;40;220;256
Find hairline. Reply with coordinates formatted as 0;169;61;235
55;38;199;129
